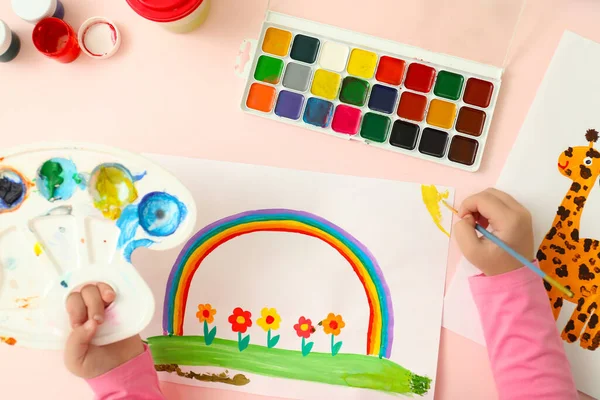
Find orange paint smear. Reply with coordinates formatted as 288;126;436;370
15;296;38;309
0;337;17;346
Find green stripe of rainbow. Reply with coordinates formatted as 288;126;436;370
162;209;394;359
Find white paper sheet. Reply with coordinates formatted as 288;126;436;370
134;154;454;399
443;31;600;398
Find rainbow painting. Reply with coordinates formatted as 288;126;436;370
162;209;394;359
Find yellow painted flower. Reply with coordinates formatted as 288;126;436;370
322;313;345;336
257;307;282;332
196;304;216;324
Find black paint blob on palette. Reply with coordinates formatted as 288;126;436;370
0;176;24;206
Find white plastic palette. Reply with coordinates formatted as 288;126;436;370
0;143;196;349
241;12;503;172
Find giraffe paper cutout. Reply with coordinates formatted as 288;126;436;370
538;129;600;350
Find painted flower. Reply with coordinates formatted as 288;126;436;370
257;308;281;332
322;313;345;336
228;307;252;333
196;304;216;324
294;316;315;339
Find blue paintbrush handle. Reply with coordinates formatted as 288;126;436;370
474;224;545;279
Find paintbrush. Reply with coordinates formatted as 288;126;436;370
442;200;574;299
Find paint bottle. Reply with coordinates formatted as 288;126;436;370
126;0;211;34
32;18;80;63
0;20;21;63
12;0;65;24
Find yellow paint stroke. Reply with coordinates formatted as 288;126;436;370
33;242;43;256
0;336;16;346
421;184;451;237
92;165;138;220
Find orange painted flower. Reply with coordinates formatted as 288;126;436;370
228;307;252;333
257;308;281;332
294;316;315;339
196;304;216;324
322;313;345;336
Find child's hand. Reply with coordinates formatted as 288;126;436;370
64;283;145;379
454;188;534;276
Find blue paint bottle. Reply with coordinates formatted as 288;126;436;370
12;0;65;24
0;20;20;63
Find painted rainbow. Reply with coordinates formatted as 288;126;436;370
162;209;394;359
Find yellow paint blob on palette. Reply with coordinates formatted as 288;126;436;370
241;12;504;172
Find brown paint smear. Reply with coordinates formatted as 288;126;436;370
156;364;250;386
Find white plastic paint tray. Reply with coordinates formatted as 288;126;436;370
0;143;196;349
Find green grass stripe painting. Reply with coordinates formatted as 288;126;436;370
148;336;431;396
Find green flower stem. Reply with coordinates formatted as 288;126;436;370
267;329;271;347
238;331;242;344
331;334;334;355
302;336;305;351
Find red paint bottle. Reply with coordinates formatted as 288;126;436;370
32;17;80;63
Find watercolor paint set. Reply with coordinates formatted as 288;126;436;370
0;143;196;349
241;12;503;172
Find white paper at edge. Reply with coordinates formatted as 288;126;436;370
134;154;455;400
443;30;600;398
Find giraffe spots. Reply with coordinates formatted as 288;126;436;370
583;239;598;252
578;313;588;322
574;196;587;211
554;297;563;309
586;129;599;142
589;332;600;350
567;333;578;343
541;245;547;250
552;257;562;265
568;220;574;227
589;314;599;329
565;319;575;333
571;229;580;241
566;195;572;200
572;254;582;263
584;185;589;190
593;285;599;294
581;286;592;297
590;258;597;266
555;265;569;277
587;148;600;158
578;297;586;311
580;165;592;179
545;227;557;240
550;244;566;254
587;302;597;314
582;332;592;342
558;232;566;240
544;280;553;292
556;206;570;221
565;241;576;250
565;147;574;157
536;249;547;261
595;267;600;274
579;264;596;281
571;182;582;192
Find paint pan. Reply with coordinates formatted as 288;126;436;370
78;17;121;59
0;20;21;63
240;11;506;172
12;0;65;24
0;143;196;349
32;18;80;63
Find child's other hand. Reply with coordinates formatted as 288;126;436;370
64;283;145;379
454;188;534;276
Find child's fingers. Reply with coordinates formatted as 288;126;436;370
65;319;97;366
96;283;116;305
80;285;105;324
458;191;509;224
484;188;522;211
66;292;87;328
454;215;484;262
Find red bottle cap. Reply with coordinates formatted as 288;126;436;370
126;0;204;23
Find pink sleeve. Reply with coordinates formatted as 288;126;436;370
86;345;165;400
469;266;579;400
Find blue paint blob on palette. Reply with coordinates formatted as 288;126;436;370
0;143;197;349
241;12;504;172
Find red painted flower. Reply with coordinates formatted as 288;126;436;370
294;316;315;339
228;307;252;333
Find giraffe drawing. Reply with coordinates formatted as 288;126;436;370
537;129;600;350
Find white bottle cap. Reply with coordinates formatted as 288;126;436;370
11;0;57;24
0;20;11;56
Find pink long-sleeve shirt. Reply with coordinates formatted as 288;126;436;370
470;266;578;400
87;267;578;399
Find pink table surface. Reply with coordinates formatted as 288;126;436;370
0;0;597;399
